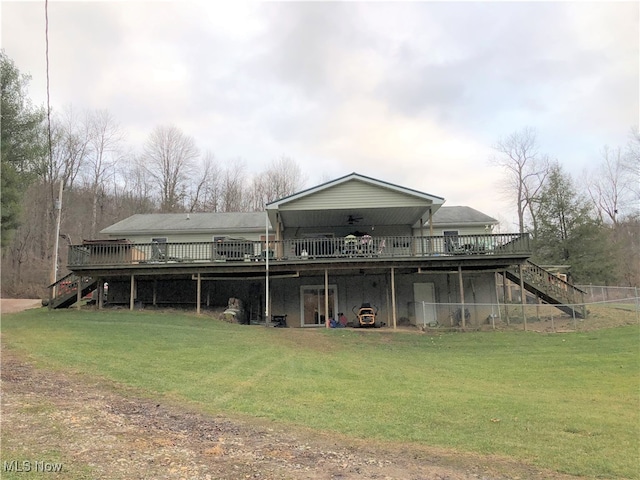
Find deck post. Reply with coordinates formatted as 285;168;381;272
152;279;157;306
391;267;397;329
494;272;502;324
502;270;510;325
324;269;329;328
458;266;465;328
519;264;527;330
265;209;270;326
76;276;82;309
196;273;201;315
97;278;104;309
130;274;135;311
429;207;433;236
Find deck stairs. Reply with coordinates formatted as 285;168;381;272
49;273;98;309
503;261;586;318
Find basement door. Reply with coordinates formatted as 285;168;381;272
413;283;437;327
300;285;338;327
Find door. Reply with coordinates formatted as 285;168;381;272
300;285;337;327
413;282;436;327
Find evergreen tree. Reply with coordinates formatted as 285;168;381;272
533;162;617;284
1;50;47;247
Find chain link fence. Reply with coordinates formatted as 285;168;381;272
412;292;639;333
577;285;639;304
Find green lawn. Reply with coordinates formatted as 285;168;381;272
2;308;638;478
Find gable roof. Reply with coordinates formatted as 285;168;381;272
267;172;444;208
100;212;268;236
266;172;445;229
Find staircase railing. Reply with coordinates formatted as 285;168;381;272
48;272;96;309
507;261;586;318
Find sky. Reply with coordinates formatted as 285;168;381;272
1;1;638;229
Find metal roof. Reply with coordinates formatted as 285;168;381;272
101;206;496;236
430;206;498;226
100;212;269;235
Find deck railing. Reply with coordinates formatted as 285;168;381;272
68;233;530;267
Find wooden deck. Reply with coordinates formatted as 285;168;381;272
68;233;531;269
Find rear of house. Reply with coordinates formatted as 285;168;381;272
56;173;583;326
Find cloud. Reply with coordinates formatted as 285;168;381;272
1;0;637;224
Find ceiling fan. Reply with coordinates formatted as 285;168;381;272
347;214;363;225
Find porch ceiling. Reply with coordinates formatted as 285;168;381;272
276;206;430;229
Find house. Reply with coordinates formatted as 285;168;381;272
54;173;586;325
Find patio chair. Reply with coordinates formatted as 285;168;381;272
344;235;358;256
151;241;167;261
151;241;182;262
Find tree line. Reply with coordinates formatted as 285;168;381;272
1;51;305;296
1;51;638;297
491;126;639;286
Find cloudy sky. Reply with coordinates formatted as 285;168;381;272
2;1;638;228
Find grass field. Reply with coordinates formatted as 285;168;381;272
2;308;638;478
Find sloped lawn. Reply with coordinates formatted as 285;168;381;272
2;308;638;478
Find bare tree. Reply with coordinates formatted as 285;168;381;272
185;151;216;212
625;126;640;203
491;127;550;234
45;106;90;191
247;156;307;210
141;125;200;212
83;109;124;236
218;158;248;212
586;146;637;225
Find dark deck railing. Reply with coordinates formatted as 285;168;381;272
68;233;530;267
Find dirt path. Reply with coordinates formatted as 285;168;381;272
0;349;589;480
1;298;42;314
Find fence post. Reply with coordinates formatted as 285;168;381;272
491;304;496;330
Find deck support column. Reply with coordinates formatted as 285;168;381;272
391;267;397;330
196;273;201;315
502;270;510;325
458;266;465;328
494;272;501;325
324;269;329;328
429;207;433;237
519;264;527;330
153;279;157;306
265;210;270;326
130;274;135;311
97;278;104;309
76;276;82;309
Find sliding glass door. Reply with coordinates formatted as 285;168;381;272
300;285;337;327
